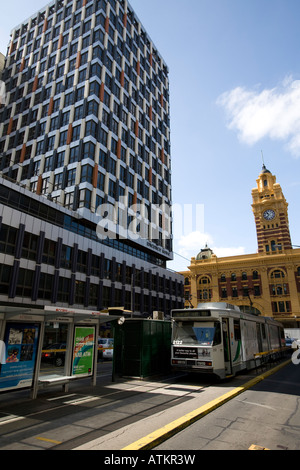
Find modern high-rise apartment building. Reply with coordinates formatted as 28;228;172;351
0;0;184;317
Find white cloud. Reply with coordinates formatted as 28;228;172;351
217;76;300;157
212;246;246;258
175;230;245;260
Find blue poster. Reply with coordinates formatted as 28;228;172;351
0;323;40;391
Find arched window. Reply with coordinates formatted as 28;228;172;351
270;269;285;279
231;273;236;281
199;276;210;285
242;272;247;280
253;270;259;279
197;277;211;301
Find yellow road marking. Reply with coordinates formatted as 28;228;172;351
122;359;291;450
249;444;270;450
36;437;62;445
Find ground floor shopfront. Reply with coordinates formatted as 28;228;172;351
0;305;126;398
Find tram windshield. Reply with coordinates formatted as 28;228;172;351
173;322;221;346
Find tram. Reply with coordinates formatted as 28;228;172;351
171;302;285;379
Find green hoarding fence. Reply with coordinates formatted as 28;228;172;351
113;319;172;379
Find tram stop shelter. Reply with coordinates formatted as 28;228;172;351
0;305;130;399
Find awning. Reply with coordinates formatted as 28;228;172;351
0;305;132;324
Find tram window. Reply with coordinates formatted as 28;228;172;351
213;322;221;345
173;322;221;346
234;320;241;340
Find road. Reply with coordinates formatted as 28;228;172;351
155;360;300;450
0;356;298;451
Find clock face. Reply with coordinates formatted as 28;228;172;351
263;209;275;221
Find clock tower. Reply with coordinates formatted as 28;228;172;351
252;165;292;253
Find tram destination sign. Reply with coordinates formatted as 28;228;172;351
172;310;211;318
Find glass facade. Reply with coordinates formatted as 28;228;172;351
0;0;172;256
0;0;184;316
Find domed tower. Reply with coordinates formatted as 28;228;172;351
196;244;214;260
252;165;292;254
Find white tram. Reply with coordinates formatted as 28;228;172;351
171;302;285;379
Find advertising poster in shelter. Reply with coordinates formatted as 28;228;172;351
0;323;40;391
72;326;95;377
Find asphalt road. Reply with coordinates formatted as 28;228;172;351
155;360;300;451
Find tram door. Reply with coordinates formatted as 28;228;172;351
256;323;263;352
222;319;232;375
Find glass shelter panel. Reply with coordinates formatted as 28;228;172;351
40;322;69;377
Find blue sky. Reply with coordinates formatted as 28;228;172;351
1;0;300;272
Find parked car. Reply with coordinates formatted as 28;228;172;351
41;343;66;367
285;337;300;349
98;338;114;360
103;347;114;360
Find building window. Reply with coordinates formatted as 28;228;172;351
44;155;53;171
78;188;91;209
221;288;227;298
0;265;12;295
67;168;76;186
270;269;285;279
104;259;112;279
16;268;34;298
254;285;261;296
272;301;290;313
89;283;98;306
232;287;238;297
80;165;93;183
22;232;38;261
42;239;56;265
57;277;70;303
271;283;288;296
61;245;72;269
75;280;85;304
83;142;95;160
108;179;116;198
77;250;87;273
91;254;101;277
65;192;74;209
69;146;80;163
41;177;50;195
54;172;63;190
242;287;249;297
38;272;54;300
0;224;17;256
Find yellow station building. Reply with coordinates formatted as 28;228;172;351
181;165;300;327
